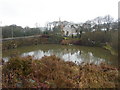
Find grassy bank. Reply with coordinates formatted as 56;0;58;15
2;35;63;50
2;55;119;88
103;44;118;56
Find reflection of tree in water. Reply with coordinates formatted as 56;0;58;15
79;51;106;64
4;44;117;66
22;48;110;65
21;47;109;65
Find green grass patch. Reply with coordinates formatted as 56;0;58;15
103;44;118;56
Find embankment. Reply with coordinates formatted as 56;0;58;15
2;35;63;50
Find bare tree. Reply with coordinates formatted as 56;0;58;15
93;16;103;31
103;15;114;31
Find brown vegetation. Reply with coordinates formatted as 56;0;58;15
2;55;119;88
2;35;63;50
61;39;81;45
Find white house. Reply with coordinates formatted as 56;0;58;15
47;19;81;36
62;23;81;36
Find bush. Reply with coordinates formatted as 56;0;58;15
81;31;111;46
2;56;33;87
2;55;119;88
48;35;63;44
110;30;118;51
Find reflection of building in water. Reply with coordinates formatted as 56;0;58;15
79;50;81;55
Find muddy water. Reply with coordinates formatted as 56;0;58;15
3;44;118;66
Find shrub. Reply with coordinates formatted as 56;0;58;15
81;31;111;46
110;30;118;51
2;55;119;88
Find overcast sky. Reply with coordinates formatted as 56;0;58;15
0;0;119;27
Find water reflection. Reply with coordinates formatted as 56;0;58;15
21;49;106;65
3;44;117;65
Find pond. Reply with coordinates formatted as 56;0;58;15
2;44;118;66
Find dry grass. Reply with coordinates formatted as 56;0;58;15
2;55;119;88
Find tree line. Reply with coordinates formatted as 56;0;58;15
2;25;43;38
2;15;118;38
